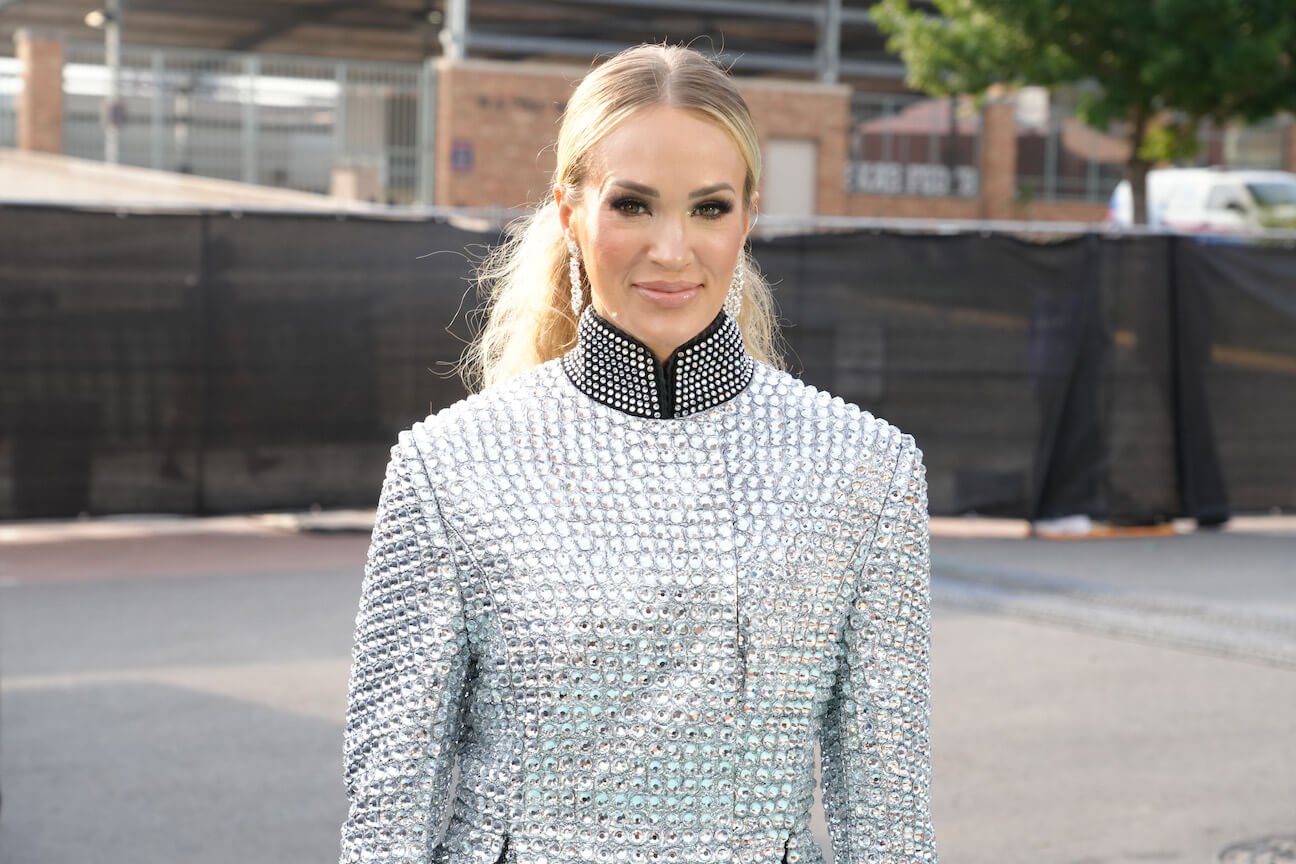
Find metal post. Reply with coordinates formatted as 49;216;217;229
174;70;192;173
440;0;469;62
1044;108;1059;199
945;95;958;178
818;0;841;84
1086;135;1098;200
104;0;122;163
417;57;438;206
150;50;164;169
241;54;258;184
882;94;894;162
334;62;348;170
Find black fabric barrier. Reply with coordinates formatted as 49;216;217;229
752;231;1185;523
1175;239;1296;517
1;207;481;518
1;204;1293;520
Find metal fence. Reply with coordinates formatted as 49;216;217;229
1014;93;1125;204
0;54;19;148
1194;117;1291;170
59;41;430;204
1018;100;1295;204
847;91;982;198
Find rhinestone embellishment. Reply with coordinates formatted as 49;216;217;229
341;340;935;864
560;305;757;420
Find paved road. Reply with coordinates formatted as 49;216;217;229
1;521;1293;864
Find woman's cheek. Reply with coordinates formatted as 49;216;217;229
703;230;742;272
590;224;641;274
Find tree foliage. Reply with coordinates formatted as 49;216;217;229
872;0;1296;224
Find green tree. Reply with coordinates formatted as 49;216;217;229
873;0;1296;224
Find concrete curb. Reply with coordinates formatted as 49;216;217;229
1;511;1293;545
0;510;376;544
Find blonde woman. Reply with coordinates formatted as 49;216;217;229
340;43;936;864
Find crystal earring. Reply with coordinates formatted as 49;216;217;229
567;234;584;315
724;255;744;321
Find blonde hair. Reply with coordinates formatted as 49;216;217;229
459;43;787;393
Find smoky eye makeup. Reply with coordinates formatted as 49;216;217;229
608;195;650;215
605;195;736;218
694;199;735;218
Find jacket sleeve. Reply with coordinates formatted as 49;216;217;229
821;435;937;863
339;437;471;864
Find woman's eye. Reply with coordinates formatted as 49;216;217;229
694;200;734;219
610;197;649;216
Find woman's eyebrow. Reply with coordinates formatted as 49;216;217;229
608;180;736;198
689;182;735;198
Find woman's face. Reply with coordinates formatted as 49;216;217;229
558;104;755;363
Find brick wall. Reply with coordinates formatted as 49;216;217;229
844;192;1105;223
433;59;852;214
432;60;1114;224
6;43;1128;225
737;79;851;216
1020;199;1108;222
845;194;980;219
979;99;1017;220
14;29;63;155
434;59;575;208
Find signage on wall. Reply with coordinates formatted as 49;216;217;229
451;139;475;173
847;161;980;197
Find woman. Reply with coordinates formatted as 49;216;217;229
340;44;935;864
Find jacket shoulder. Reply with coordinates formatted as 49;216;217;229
751;362;921;465
392;361;554;469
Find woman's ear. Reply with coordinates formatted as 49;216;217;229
746;191;761;237
556;186;573;236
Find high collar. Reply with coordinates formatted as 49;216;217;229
561;304;756;419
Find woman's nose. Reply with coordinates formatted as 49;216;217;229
648;216;689;268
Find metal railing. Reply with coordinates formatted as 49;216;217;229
1015;100;1125;204
1194;117;1290;170
0;55;20;148
59;42;430;204
846;92;982;198
1018;104;1294;204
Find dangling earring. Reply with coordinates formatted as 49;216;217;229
567;234;584;315
724;255;744;321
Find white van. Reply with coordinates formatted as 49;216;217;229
1107;168;1296;231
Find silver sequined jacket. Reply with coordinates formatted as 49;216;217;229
340;305;935;864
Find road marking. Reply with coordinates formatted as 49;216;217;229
0;657;353;722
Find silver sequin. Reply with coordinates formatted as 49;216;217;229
561;306;755;420
340;313;935;864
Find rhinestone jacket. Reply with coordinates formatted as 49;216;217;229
340;305;935;864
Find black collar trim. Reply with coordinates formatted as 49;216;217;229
561;305;756;419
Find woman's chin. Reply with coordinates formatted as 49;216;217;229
629;315;722;359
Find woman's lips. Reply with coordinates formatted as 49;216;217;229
634;281;702;307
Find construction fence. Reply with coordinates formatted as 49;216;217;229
1;203;1294;522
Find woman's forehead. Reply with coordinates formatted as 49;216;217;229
584;105;747;193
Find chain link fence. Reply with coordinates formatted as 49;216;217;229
58;42;429;204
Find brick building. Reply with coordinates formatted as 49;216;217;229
5;1;1294;219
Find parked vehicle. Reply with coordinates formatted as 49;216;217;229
1107;168;1296;231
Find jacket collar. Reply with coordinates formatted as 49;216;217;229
561;304;756;419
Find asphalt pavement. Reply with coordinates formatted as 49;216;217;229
0;514;1292;864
